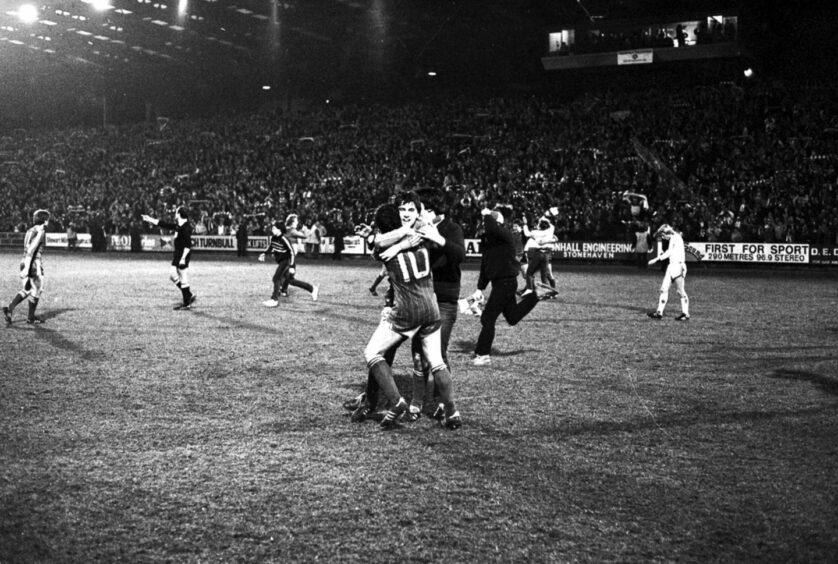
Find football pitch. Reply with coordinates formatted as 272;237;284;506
1;251;837;562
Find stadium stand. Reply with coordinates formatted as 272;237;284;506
1;77;837;246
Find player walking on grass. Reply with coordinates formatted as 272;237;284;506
647;223;690;320
259;216;318;306
358;202;461;430
4;209;50;325
142;207;197;311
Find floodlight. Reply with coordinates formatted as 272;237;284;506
17;3;39;24
743;67;754;78
90;0;112;11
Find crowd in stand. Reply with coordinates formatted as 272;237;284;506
1;76;837;247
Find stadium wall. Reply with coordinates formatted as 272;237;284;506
2;233;837;266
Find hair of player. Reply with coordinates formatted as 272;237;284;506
32;209;51;225
393;190;422;212
654;223;676;239
374;204;401;234
285;213;299;227
176;206;189;220
414;187;444;213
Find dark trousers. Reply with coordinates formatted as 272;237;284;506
282;275;314;294
271;260;291;299
525;249;555;289
475;277;538;356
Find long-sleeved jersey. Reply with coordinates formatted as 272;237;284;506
427;217;465;303
21;224;46;276
159;220;193;267
267;233;296;265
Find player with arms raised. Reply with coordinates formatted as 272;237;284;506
647;223;690;320
4;209;50;325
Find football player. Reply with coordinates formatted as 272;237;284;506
521;213;559;298
259;215;318;306
405;187;466;421
4;209;50;325
647;224;690;320
142;207;197;310
358;202;461;430
278;214;319;301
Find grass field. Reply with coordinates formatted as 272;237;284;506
1;250;837;563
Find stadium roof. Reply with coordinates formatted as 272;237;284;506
0;1;830;126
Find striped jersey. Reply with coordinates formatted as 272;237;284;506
267;234;296;265
384;246;439;332
23;224;46;263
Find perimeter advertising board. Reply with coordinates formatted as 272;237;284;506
45;233;92;249
809;246;838;265
464;240;637;260
687;242;809;264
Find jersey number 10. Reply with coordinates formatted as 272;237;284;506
393;248;430;283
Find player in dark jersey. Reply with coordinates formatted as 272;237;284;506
142;207;197;310
259;215;318;307
358;202;461;430
279;214;319;301
404;187;465;420
4;209;50;325
472;205;543;366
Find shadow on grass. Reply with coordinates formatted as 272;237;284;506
6;306;75;325
26;308;107;360
191;304;373;331
449;338;539;358
770;368;838;396
523;403;838;441
545;297;651;316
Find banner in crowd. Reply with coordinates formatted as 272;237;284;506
617;49;653;65
688;242;810;264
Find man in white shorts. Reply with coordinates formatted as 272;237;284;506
647;224;690;321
